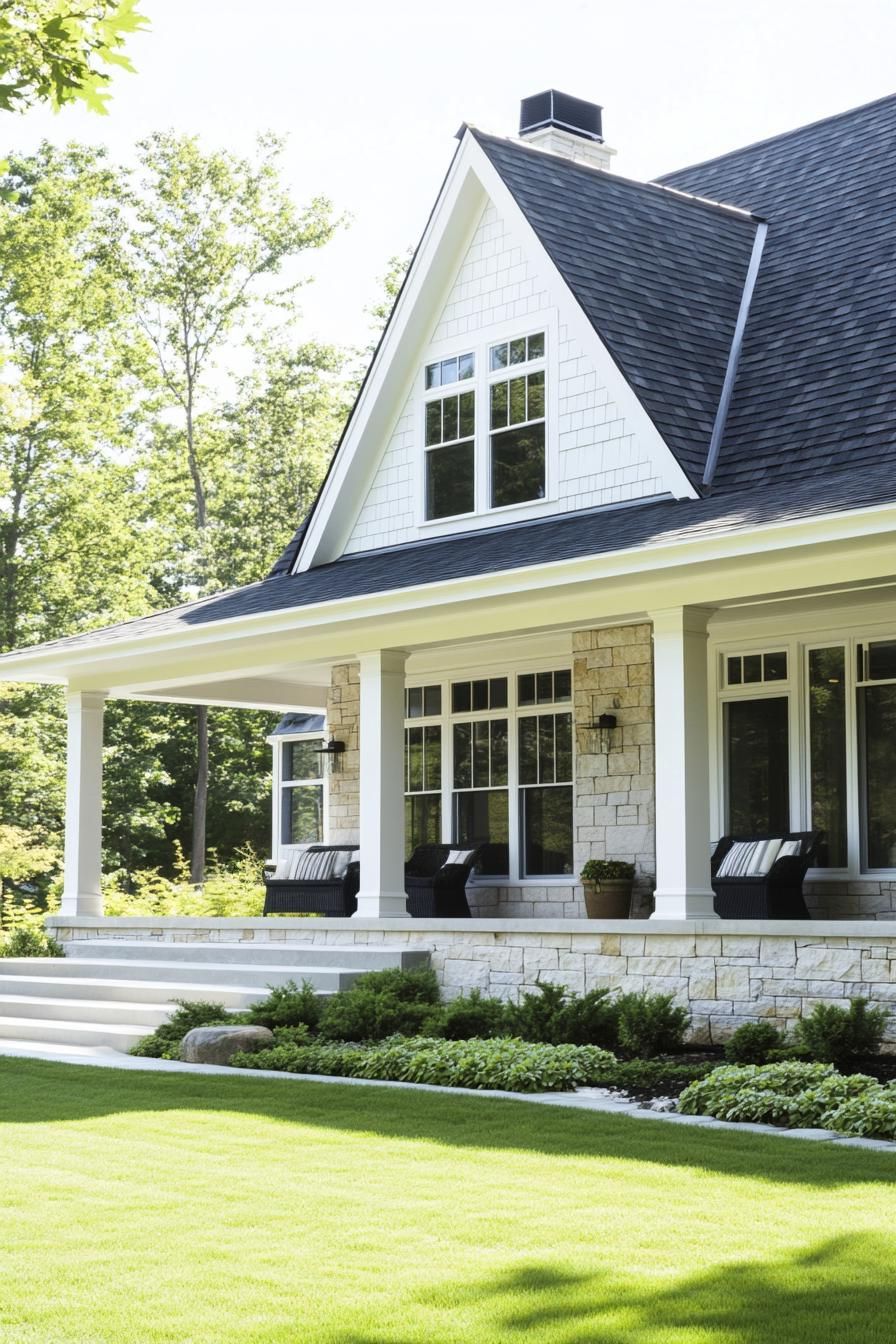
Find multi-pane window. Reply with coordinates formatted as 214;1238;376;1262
724;698;790;835
425;352;474;390
405;724;442;857
808;647;847;867
858;640;896;869
518;669;571;706
406;684;442;718
280;738;324;846
451;677;508;713
518;711;573;876
726;651;787;685
489;333;546;508
424;389;475;520
453;717;509;876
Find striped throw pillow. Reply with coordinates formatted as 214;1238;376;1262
442;849;476;868
717;838;783;878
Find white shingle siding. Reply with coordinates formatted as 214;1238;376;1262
343;200;667;557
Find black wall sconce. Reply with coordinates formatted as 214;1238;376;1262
586;708;621;754
314;738;346;773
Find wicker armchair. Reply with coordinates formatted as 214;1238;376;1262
404;844;480;918
263;844;360;917
711;831;822;919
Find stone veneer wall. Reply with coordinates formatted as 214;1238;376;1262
805;881;896;920
51;917;896;1048
326;663;360;845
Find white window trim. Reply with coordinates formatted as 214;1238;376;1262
709;620;896;881
269;730;328;859
414;309;559;536
403;656;576;885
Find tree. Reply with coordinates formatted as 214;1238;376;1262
125;131;340;882
0;0;147;114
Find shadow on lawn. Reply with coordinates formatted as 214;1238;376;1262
1;1057;894;1193
323;1236;896;1344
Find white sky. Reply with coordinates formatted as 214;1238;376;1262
5;0;896;349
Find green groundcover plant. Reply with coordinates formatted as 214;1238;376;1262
679;1061;896;1139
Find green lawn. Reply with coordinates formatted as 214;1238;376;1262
1;1059;895;1343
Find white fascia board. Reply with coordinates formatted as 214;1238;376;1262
296;138;489;571
2;495;896;686
297;132;697;573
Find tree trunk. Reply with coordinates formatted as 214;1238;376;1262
191;703;209;885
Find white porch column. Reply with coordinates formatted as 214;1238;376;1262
355;649;409;918
60;690;107;918
649;607;718;920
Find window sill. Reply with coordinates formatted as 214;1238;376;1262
470;876;578;887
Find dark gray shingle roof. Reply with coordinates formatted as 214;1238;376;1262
656;93;896;490
471;129;760;486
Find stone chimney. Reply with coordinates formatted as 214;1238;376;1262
519;90;616;171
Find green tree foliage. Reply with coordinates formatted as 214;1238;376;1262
0;0;147;114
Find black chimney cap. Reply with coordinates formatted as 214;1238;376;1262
519;90;603;143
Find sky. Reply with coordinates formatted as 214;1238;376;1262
5;0;896;349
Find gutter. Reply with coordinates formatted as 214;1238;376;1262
703;220;768;489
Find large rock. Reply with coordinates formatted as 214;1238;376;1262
180;1025;274;1065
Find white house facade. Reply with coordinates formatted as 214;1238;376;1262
4;90;896;1040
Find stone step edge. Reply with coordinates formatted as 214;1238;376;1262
0;975;272;996
0;960;374;975
0;1016;145;1037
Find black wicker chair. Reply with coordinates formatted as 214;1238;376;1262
263;844;360;916
404;844;480;918
711;831;822;920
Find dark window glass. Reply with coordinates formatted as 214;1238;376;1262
423;685;442;717
523;787;573;876
425;400;442;446
282;784;324;846
527;369;545;419
472;678;489;711
472;719;490;786
527;332;545;360
727;657;742;686
406;687;423;719
491;423;545;507
406;727;424;792
518;673;535;706
425;363;440;390
423;725;441;790
867;640;896;682
426;441;474;519
490;719;508;785
452;721;471;788
282;740;321;781
510;337;527;365
459;390;475;438
489;677;508;709
490;381;508;430
538;715;555;783
725;697;789;833
860;683;896;867
452;682;471;714
742;654;762;684
509;376;527;424
442;395;458;442
489;342;508;371
405;794;441;858
764;651;788;681
536;671;553;703
554;670;571;702
555;712;573;781
458;352;475;381
519;716;537;785
454;790;509;874
809;647;847;867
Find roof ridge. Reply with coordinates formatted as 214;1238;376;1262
656;89;896;182
469;128;761;225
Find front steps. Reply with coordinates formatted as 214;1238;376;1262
0;941;430;1055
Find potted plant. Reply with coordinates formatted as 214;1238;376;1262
580;859;635;918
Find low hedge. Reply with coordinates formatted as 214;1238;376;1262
679;1061;896;1138
230;1034;618;1093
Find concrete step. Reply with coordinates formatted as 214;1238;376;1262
0;974;267;1009
0;994;172;1028
0;958;366;991
0;1015;149;1051
61;940;429;970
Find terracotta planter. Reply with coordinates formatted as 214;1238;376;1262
583;880;633;919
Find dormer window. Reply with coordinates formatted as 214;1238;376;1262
422;328;548;523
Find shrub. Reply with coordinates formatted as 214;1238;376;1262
130;999;233;1059
437;990;508;1040
502;983;618;1048
317;966;442;1042
678;1061;880;1127
246;979;322;1030
823;1086;896;1140
232;1034;617;1093
795;998;889;1068
587;1057;714;1091
0;926;64;957
580;859;635;883
614;991;689;1058
724;1022;786;1066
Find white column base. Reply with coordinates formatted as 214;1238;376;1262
354;891;412;919
58;892;104;919
651;889;719;920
